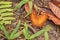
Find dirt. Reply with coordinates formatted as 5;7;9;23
0;0;60;40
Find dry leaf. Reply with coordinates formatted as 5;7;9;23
52;0;60;7
41;12;60;25
24;3;48;28
49;2;60;19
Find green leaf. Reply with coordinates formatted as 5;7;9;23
0;5;11;8
14;0;29;10
12;30;23;39
10;21;20;39
0;1;15;25
0;24;10;39
3;17;15;20
1;13;13;16
0;1;12;5
0;21;3;25
0;9;13;13
30;28;44;39
3;21;11;24
25;1;33;17
44;32;49;40
0;21;12;24
0;16;2;20
23;22;30;39
29;25;51;39
44;25;51;32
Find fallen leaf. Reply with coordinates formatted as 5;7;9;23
52;0;60;7
24;3;48;28
49;2;60;19
41;12;60;25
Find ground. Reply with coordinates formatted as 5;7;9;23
0;0;60;40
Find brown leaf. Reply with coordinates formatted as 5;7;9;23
49;2;60;19
41;12;60;25
51;0;60;7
